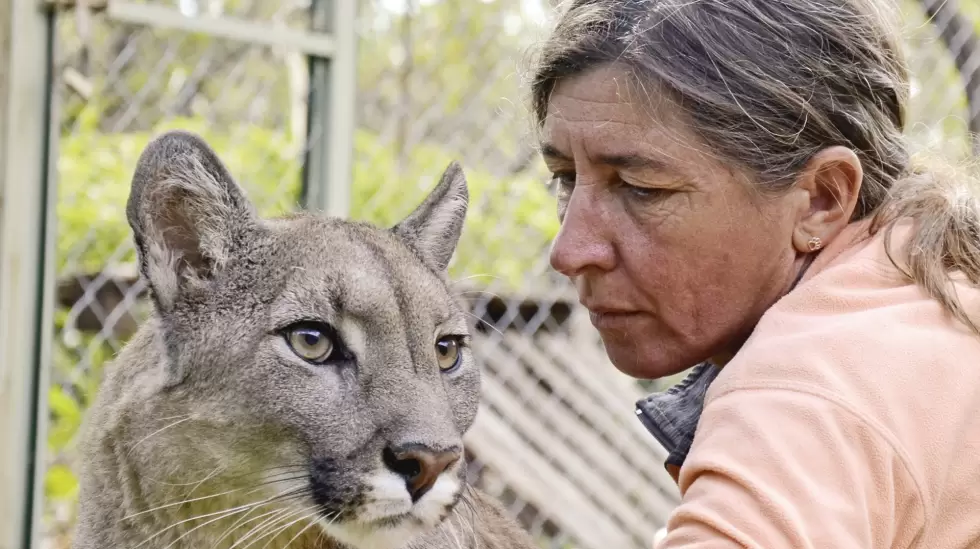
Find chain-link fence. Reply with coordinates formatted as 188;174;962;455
40;0;980;548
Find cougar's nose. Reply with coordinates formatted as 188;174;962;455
383;444;461;502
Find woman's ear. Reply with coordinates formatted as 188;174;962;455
791;146;863;253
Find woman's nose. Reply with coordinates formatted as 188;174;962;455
549;189;616;277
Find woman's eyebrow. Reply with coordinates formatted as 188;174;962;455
541;143;671;172
594;153;670;171
540;143;571;162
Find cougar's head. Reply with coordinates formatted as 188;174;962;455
125;130;479;548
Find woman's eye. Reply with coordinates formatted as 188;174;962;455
285;323;335;363
628;185;658;198
550;172;575;194
435;336;463;373
551;173;575;220
622;181;667;200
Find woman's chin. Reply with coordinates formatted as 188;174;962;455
600;338;693;381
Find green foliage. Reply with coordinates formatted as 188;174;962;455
350;130;558;285
48;386;83;451
900;0;973;160
58;106;557;284
45;309;119;511
45;464;80;502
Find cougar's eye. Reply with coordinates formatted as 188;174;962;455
284;323;334;364
435;336;462;373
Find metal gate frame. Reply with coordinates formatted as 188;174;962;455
0;2;58;548
95;0;358;215
0;0;357;547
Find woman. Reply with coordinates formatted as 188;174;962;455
530;0;980;547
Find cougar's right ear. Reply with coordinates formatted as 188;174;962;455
391;161;469;273
126;130;257;313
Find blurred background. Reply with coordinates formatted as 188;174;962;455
1;0;978;548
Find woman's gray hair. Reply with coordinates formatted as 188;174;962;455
531;0;980;334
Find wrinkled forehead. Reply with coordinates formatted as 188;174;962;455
542;64;717;176
265;216;462;329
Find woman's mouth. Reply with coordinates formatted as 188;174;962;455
588;309;644;332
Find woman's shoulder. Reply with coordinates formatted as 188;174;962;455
716;220;980;404
725;218;980;394
708;223;980;508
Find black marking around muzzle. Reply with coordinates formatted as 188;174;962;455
310;457;364;519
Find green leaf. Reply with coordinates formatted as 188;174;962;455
47;386;82;451
45;464;80;501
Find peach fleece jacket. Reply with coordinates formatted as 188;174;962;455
656;219;980;548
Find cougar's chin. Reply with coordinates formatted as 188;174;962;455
316;470;462;549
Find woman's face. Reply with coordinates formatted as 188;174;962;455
543;65;805;379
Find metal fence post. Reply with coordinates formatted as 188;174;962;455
302;0;357;218
0;0;58;548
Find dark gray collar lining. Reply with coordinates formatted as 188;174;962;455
635;362;722;467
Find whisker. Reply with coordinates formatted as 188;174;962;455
450;274;502;285
213;486;315;549
229;507;304;549
279;509;323;549
133;503;251;549
127;416;193;454
143;464;226;487
241;475;311;496
122;488;246;521
131;485;304;549
319;509;342;528
124;473;309;524
253;464;311;476
158;503;259;549
449;490;478;549
463;311;504;336
455;289;504;301
312;526;326;548
208;507;286;549
256;506;319;549
152;414;194;422
149;464;309;488
445;511;464;549
246;465;314;480
228;509;294;549
142;462;310;490
241;485;311;505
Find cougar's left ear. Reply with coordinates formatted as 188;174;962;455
392;161;469;273
126;130;258;313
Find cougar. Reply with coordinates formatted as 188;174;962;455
71;130;539;549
